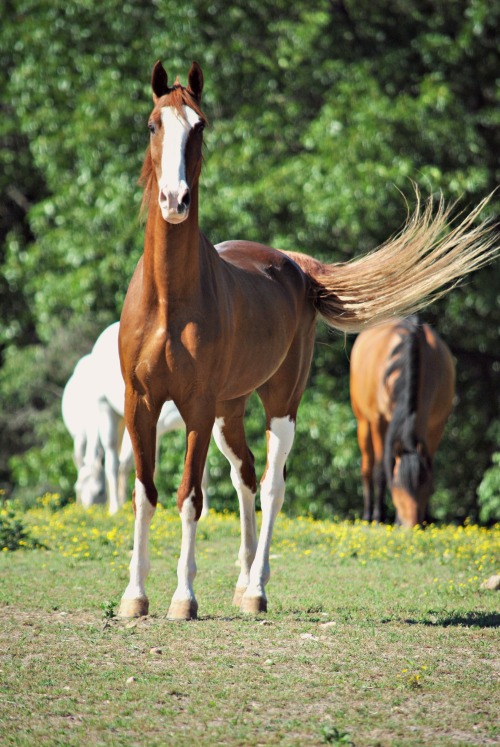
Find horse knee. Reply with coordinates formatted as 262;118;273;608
177;484;204;520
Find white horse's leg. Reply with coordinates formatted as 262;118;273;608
117;427;134;507
73;430;86;471
118;479;155;618
241;416;295;613
73;430;86;504
78;411;105;509
212;416;256;605
97;400;121;514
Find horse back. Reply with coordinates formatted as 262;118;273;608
216;240;311;290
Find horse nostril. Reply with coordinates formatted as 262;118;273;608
180;190;191;210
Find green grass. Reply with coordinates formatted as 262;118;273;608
0;499;498;746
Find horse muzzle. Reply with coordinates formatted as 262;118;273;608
159;184;191;223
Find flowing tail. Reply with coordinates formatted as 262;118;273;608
287;191;498;333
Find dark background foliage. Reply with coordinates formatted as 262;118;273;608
1;0;498;521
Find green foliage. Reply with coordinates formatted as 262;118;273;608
478;452;500;524
320;725;355;746
101;598;117;620
0;0;498;521
0;500;36;550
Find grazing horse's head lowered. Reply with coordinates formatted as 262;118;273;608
389;431;434;527
143;60;206;224
116;59;496;621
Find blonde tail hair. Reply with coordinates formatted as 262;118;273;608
288;191;498;334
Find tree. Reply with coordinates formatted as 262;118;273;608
0;0;498;520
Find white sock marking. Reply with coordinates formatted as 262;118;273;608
171;491;198;604
213;417;257;588
246;416;295;600
121;480;155;601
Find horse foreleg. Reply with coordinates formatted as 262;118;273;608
117;394;158;618
242;415;295;614
212;403;257;606
167;410;214;621
371;419;387;523
78;410;105;509
356;418;374;521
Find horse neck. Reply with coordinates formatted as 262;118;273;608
143;181;203;303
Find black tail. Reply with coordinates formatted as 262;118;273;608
383;316;431;493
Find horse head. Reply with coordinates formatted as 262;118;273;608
146;60;206;224
391;440;433;527
76;461;106;509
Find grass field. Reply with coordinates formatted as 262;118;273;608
1;497;499;746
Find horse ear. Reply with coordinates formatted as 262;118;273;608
187;61;203;102
151;60;169;102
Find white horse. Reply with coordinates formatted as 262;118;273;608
61;354;106;507
63;322;209;515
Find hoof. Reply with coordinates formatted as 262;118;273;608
232;586;247;607
240;595;267;614
117;597;149;618
167;599;198;621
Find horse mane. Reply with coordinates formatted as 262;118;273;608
383;316;430;492
138;86;208;220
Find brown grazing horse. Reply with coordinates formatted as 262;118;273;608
117;60;496;619
350;317;455;526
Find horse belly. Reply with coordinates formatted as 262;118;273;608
217;318;301;400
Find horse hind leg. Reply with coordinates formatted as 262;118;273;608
242;409;296;614
212;399;257;607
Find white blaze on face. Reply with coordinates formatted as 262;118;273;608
159;105;200;222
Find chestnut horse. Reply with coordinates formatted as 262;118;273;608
62;322;209;515
350;317;455;526
117;60;496;619
90;322;209;516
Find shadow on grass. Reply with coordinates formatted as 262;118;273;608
403;611;500;628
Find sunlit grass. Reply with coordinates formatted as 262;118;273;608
1;494;498;747
4;494;498;595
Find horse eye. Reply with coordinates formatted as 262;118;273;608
148;122;156;134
